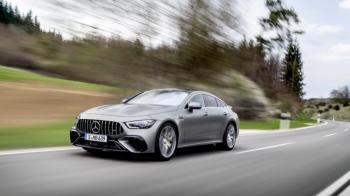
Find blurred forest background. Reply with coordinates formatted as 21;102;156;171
0;0;307;122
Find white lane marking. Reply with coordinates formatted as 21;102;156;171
0;146;79;156
236;143;294;155
323;133;337;138
317;170;350;196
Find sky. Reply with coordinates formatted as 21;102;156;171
8;0;350;99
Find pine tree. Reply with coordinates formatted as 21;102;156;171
1;0;9;24
7;2;14;23
0;0;41;33
282;40;304;98
0;0;5;23
14;6;21;24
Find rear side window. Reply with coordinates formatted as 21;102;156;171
204;95;218;107
216;98;226;107
189;95;205;106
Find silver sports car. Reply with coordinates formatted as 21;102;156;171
70;89;239;160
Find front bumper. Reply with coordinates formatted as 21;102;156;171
70;119;161;153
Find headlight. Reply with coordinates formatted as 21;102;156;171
73;114;80;128
125;119;156;129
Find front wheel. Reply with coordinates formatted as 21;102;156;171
220;123;236;150
155;123;178;161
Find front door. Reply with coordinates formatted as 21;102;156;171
181;94;209;144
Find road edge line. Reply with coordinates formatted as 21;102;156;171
322;133;337;138
317;170;350;196
0;146;79;156
236;142;294;155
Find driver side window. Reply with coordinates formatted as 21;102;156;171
189;95;205;107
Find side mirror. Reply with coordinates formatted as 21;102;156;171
188;102;202;111
121;98;128;103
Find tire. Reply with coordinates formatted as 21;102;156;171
82;147;102;154
220;123;236;151
155;123;178;161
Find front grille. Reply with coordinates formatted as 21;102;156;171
76;119;123;136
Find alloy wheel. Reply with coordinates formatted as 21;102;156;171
226;124;236;149
158;125;177;159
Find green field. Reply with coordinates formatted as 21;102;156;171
0;121;73;150
0;65;117;92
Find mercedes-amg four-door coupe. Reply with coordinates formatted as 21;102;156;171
70;89;239;160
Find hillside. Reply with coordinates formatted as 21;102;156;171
0;65;122;127
304;99;350;121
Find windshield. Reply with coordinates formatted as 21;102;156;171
126;90;190;106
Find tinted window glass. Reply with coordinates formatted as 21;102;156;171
216;98;226;107
204;95;218;107
127;90;189;106
189;95;205;106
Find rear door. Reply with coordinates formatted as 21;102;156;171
203;95;227;140
215;98;230;138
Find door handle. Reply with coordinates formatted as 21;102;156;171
204;112;208;116
224;112;227;116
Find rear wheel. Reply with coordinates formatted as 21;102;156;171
155;123;177;161
220;123;236;150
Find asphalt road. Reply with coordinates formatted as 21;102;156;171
1;121;350;196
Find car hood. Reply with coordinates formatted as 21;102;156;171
84;104;178;117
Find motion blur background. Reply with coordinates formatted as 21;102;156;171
0;0;349;150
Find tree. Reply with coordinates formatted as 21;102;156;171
331;85;350;100
0;0;9;24
0;0;4;23
257;0;303;52
177;0;239;76
282;40;304;98
334;105;340;111
177;0;221;76
0;1;41;33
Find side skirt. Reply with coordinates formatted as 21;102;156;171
178;140;222;149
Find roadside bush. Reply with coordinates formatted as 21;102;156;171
324;108;329;112
323;113;331;119
318;102;326;107
318;110;323;114
334;105;340;111
295;112;311;120
328;105;333;109
306;104;313;109
343;102;349;107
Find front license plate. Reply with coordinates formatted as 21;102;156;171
84;133;107;143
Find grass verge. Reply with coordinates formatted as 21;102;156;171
0;65;117;92
240;119;280;130
240;118;317;130
0;121;73;150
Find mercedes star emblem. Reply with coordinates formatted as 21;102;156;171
91;121;100;133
